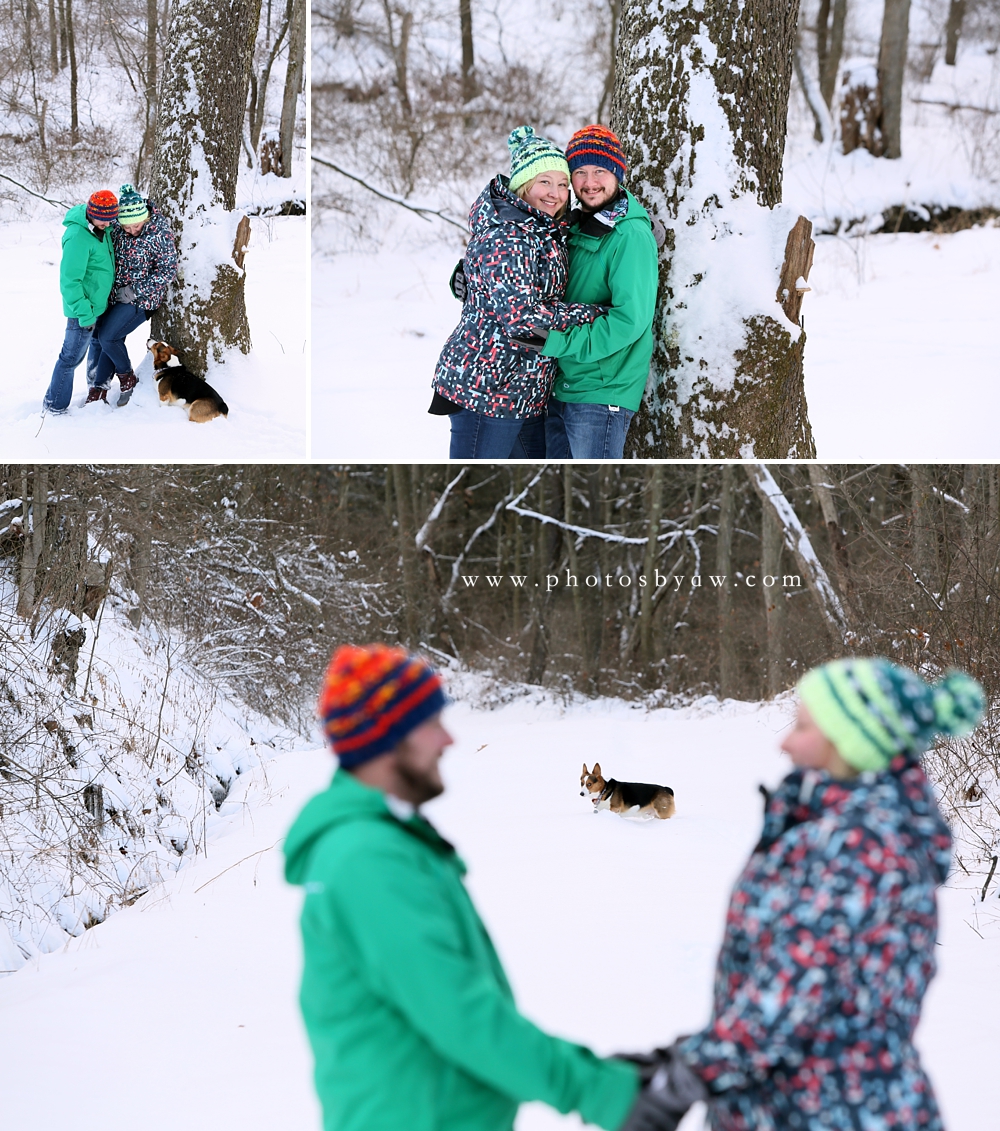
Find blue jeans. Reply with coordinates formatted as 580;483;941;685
449;409;546;459
45;318;95;412
87;302;148;389
545;399;635;459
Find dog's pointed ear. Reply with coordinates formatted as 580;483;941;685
582;762;588;775
593;762;601;777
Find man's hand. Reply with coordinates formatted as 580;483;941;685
616;1046;708;1131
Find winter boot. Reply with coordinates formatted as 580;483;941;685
84;386;109;405
116;369;138;406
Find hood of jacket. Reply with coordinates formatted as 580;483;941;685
469;174;568;241
64;203;104;238
757;755;952;885
283;768;461;885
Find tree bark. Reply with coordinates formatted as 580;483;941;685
807;463;850;594
945;0;965;66
640;465;663;668
278;0;305;176
717;465;737;697
17;467;49;619
459;0;475;105
392;463;421;645
817;0;847;109
878;0;911;159
137;0;158;184
47;0;58;73
762;503;787;696
66;0;78;142
150;0;261;373
613;0;816;458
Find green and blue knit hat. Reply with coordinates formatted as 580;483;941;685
507;126;569;193
798;657;984;772
117;184;149;225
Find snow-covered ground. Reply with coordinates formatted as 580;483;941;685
2;691;996;1129
0;209;308;460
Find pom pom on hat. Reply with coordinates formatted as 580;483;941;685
117;184;149;225
565;125;627;180
798;657;985;772
86;190;118;222
318;644;447;768
507;125;570;193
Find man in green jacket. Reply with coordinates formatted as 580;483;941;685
285;644;686;1131
43;190;118;414
541;126;659;459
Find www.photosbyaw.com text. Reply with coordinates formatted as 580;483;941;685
460;570;803;593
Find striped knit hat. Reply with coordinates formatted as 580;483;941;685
798;658;984;772
565;125;627;181
117;184;149;225
318;644;447;768
507;126;569;193
86;190;118;223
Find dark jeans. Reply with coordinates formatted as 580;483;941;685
449;409;546;459
545;399;635;459
87;302;148;389
44;318;95;412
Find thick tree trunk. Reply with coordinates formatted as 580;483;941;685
878;0;911;159
613;0;816;458
278;0;305;176
945;0;965;66
149;0;261;373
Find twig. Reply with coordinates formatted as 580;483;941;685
913;98;1000;115
193;840;281;893
981;855;998;902
416;468;468;550
311;155;468;232
0;172;71;208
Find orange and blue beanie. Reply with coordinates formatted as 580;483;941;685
798;657;984;772
565;125;627;181
117;184;149;225
318;644;447;768
507;126;570;193
86;190;118;223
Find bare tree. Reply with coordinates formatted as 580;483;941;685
945;0;965;65
150;0;261;372
816;0;847;110
278;0;305;175
613;0;816;458
878;0;911;158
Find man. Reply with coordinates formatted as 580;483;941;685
541;126;659;459
284;644;686;1131
43;189;118;414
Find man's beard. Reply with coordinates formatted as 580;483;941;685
397;759;444;805
579;188;618;214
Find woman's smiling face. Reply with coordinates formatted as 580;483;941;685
521;170;570;217
121;220;146;236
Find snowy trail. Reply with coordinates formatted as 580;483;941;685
1;695;997;1130
1;214;308;460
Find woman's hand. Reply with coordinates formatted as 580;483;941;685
616;1045;708;1131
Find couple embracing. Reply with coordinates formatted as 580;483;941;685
432;124;658;460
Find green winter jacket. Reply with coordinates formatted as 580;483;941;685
58;204;115;326
284;770;638;1131
542;191;658;412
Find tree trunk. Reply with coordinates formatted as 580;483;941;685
762;503;787;696
909;465;937;593
878;0;911;159
278;0;305;176
392;463;421;645
613;0;816;458
57;0;67;69
137;0;158;184
47;0;58;73
640;465;663;668
817;0;847;109
807;463;850;594
945;0;965;66
17;467;49;619
717;465;737;697
149;0;261;373
459;0;475;105
66;0;78;142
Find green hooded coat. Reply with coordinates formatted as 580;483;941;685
59;204;115;326
541;191;658;413
283;770;638;1131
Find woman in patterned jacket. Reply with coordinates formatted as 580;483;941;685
622;658;984;1131
431;127;604;458
84;184;178;407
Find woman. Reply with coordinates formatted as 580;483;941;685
622;657;984;1131
85;184;178;406
431;126;604;459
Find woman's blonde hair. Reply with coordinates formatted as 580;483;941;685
516;172;570;220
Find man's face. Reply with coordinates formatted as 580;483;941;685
91;218;111;230
394;713;454;804
571;165;619;212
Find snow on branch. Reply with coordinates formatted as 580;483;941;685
274;557;323;609
442;490;516;605
415;469;468;551
745;463;849;643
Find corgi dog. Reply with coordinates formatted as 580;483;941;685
580;763;676;819
147;339;229;423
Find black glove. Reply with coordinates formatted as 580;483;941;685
617;1045;708;1131
143;308;153;321
509;327;550;352
449;260;467;302
80;324;95;332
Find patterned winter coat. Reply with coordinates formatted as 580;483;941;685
433;176;602;420
110;202;178;312
679;756;952;1131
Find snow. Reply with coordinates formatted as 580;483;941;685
0;209;307;459
1;689;996;1130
